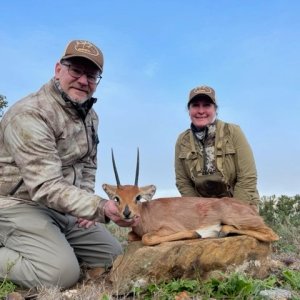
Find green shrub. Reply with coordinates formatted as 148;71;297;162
259;195;300;255
282;269;300;290
259;195;300;228
0;94;8;117
0;277;16;298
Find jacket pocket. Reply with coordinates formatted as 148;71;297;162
179;151;198;160
178;151;201;180
0;175;23;196
194;172;232;198
216;144;236;156
216;144;236;183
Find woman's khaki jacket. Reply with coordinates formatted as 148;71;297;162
175;120;260;206
0;79;107;222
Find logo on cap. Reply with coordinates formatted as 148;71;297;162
74;40;99;57
193;86;213;95
188;85;216;104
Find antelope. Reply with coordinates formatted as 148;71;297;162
102;150;279;246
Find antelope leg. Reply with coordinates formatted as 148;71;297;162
128;230;142;242
142;230;199;246
221;225;279;242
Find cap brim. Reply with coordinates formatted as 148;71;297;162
61;54;103;72
189;94;215;105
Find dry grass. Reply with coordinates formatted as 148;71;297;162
32;279;140;300
36;282;110;300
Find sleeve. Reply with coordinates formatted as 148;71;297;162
230;125;260;206
175;135;198;197
3;111;107;222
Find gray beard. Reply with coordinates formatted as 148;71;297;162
54;79;89;104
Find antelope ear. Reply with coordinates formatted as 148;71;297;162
102;184;117;200
140;185;156;201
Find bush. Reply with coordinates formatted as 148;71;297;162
259;195;300;228
0;94;8;117
259;195;300;255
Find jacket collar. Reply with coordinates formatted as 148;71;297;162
50;78;97;120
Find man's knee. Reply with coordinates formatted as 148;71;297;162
86;237;123;270
112;239;123;257
104;237;123;266
40;253;81;289
0;249;80;289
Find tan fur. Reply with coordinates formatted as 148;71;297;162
102;184;279;246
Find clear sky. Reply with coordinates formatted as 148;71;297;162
1;0;299;198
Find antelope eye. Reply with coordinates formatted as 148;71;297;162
135;195;142;202
114;196;120;203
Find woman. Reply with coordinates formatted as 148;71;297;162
175;85;259;207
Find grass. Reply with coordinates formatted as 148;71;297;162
132;269;300;299
0;277;16;298
1;194;300;299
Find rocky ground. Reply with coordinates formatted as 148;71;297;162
7;241;300;300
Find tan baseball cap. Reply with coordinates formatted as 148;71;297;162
188;85;216;105
60;40;104;73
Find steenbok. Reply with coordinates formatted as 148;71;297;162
103;150;279;246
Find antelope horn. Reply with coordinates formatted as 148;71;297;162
134;148;139;186
111;149;121;186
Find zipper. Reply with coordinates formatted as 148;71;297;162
199;139;208;175
71;165;77;185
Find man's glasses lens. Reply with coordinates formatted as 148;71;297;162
62;63;102;84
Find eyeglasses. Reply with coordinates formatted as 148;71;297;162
61;63;102;84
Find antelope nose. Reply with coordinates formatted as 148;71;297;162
123;205;131;219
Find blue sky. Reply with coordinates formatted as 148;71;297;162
1;1;299;198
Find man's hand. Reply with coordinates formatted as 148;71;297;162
76;218;96;229
103;200;140;227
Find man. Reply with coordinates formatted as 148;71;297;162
0;40;136;289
